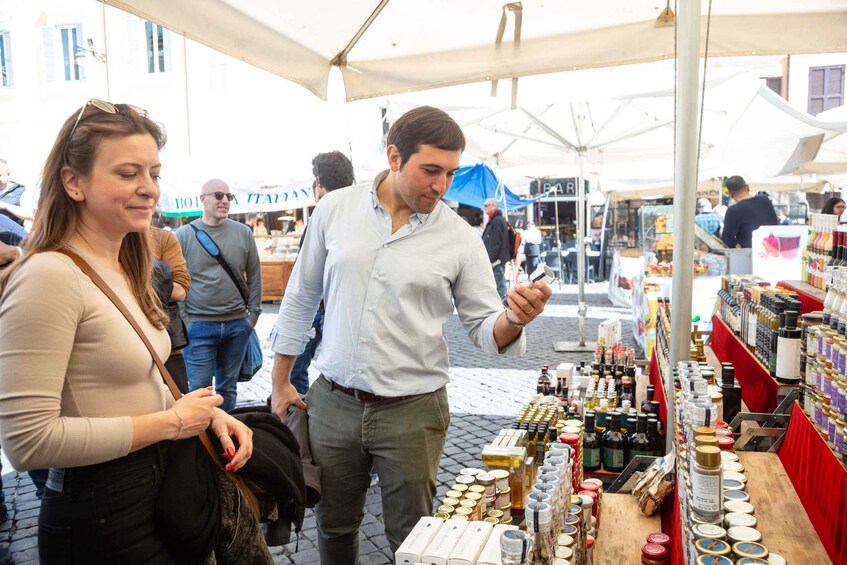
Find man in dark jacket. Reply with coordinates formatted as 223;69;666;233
720;175;778;248
482;198;511;299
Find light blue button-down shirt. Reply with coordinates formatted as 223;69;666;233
271;171;525;397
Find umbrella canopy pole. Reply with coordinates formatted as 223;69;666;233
669;0;702;453
577;148;587;346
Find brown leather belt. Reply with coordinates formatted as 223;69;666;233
321;375;410;403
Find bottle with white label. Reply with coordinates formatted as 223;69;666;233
691;446;723;520
776;310;802;384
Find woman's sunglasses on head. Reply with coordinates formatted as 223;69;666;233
69;99;148;139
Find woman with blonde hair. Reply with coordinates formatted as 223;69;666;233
0;100;255;563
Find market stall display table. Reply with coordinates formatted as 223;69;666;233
776;279;825;314
260;259;294;302
593;493;660;565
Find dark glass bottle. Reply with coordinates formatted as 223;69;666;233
647;417;664;456
628;415;652;466
720;363;742;424
601;412;626;472
583;412;601;472
641;384;655;414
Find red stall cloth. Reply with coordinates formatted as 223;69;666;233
710;315;779;414
778;403;847;565
649;352;668;429
776;280;824;314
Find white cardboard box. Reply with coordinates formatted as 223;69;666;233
476;524;519;565
421;520;469;565
447;520;495;565
396;517;447;565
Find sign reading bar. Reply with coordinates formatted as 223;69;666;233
530;178;589;197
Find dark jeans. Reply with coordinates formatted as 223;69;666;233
39;443;177;565
493;263;507;300
289;311;322;395
184;319;252;412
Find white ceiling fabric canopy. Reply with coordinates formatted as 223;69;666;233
99;0;847;101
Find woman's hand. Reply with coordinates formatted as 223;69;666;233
210;409;253;472
170;387;223;440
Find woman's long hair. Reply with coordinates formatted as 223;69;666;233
0;102;169;329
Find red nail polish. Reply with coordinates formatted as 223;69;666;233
226;447;235;459
221;451;230;459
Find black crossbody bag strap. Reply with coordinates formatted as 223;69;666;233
189;223;250;309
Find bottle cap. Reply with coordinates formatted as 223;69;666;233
695;435;719;448
695;446;721;467
641;543;667;557
646;532;671;546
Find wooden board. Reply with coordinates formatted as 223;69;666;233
737;452;832;565
593;492;661;564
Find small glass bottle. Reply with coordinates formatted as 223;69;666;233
500;529;529;565
583;412;601;472
525;501;553;565
628;414;652;465
691;446;723;521
601;412;626;472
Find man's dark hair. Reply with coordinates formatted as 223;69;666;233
726;175;748;193
387;106;466;168
312;151;355;192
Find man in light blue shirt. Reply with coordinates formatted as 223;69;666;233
270;106;552;562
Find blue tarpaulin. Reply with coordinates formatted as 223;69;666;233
444;163;538;210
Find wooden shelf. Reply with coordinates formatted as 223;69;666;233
593;492;661;564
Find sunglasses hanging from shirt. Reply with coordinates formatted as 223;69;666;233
190;224;263;382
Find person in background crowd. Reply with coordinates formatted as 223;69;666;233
0;99;252;563
270;106;552;562
0;158;27;227
287;150;355;396
776;210;792;226
720;175;778;249
694;198;722;237
175;179;262;412
482;198;511;300
821;196;845;217
149;226;191;393
253;217;269;236
522;221;543;277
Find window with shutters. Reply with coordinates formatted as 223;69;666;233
0;31;11;88
808;65;845;116
57;24;83;81
145;21;169;73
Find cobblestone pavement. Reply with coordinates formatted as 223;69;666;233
0;282;637;564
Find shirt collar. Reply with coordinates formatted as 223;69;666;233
368;170;434;225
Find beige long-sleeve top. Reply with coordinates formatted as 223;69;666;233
0;249;171;470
